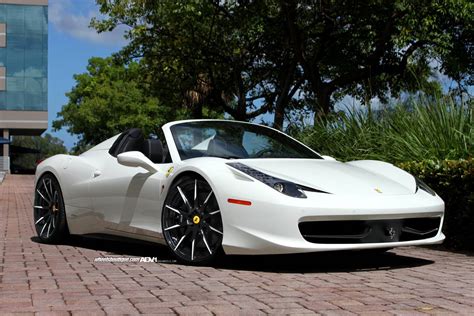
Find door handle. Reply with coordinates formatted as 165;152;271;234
93;170;102;178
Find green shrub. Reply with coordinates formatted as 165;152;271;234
398;159;474;250
297;96;473;163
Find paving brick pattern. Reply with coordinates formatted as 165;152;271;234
1;175;473;315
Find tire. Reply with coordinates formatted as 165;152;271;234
162;176;223;265
33;173;69;243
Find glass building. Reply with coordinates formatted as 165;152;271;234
0;0;48;172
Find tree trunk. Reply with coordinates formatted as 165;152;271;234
274;101;285;131
314;89;331;125
192;102;203;119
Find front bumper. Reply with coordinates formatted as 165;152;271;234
218;188;445;255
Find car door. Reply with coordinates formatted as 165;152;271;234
89;152;169;235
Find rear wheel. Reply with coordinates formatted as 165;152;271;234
33;174;69;243
162;176;223;264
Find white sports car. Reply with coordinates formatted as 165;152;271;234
34;119;445;264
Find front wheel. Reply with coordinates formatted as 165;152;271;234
162;176;223;265
33;173;69;243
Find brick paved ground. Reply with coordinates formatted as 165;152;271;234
1;175;473;315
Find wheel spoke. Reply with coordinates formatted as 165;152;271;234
174;231;189;251
53;190;58;204
35;214;48;225
43;179;52;201
40;217;50;236
46;221;52;238
209;210;220;215
177;186;192;210
202;191;213;208
36;189;50;204
34;205;47;209
201;229;212;254
49;179;54;202
165;204;183;215
191;238;195;261
164;224;185;231
194;180;198;208
208;224;223;235
51;215;55;229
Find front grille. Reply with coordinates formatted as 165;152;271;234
299;217;441;244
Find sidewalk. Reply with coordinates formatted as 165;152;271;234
1;174;473;315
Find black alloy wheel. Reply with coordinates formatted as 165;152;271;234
33;174;69;243
162;176;223;264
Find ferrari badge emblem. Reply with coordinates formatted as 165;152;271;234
193;215;200;224
374;188;382;193
387;227;397;240
165;166;174;178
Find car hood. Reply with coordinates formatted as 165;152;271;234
236;159;414;195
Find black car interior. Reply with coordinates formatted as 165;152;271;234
108;128;171;163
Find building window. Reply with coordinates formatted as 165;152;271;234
0;4;47;111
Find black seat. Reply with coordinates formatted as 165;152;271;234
109;128;144;157
142;139;163;163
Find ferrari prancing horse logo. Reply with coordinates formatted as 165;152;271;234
374;188;383;193
387;227;397;240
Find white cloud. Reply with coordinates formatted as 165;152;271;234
49;0;128;46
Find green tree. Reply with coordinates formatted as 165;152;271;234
53;57;179;150
11;133;67;171
92;0;473;127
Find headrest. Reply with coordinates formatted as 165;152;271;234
142;139;163;163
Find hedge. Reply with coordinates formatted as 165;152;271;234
398;159;474;251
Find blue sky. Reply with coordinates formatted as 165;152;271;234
48;0;127;149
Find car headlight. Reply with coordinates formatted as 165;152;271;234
415;177;436;196
227;162;329;198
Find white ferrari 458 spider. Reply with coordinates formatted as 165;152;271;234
34;119;445;264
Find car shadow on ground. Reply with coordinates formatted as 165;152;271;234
216;251;433;273
32;235;434;273
31;235;177;261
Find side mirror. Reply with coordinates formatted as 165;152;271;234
117;151;158;173
321;155;336;161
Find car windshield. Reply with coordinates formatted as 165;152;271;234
170;121;322;160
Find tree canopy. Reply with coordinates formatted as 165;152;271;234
53;57;178;150
54;57;224;149
91;0;472;128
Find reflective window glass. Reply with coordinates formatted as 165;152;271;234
2;4;47;111
0;91;6;110
6;47;24;76
7;77;24;91
25;77;41;92
8;34;26;49
6;90;24;109
25;34;42;50
0;50;5;67
24;6;44;34
25;49;43;77
0;5;5;22
25;91;42;109
6;5;24;35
